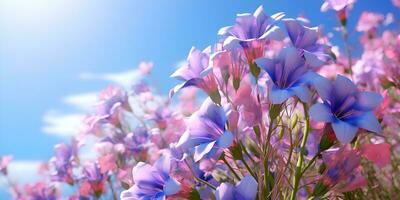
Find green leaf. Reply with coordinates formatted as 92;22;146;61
249;62;261;78
188;189;201;200
230;144;243;161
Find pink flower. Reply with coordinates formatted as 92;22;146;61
0;155;12;175
98;154;117;174
138;61;153;75
321;0;356;12
356;12;384;33
360;143;391;168
392;0;400;8
321;145;366;191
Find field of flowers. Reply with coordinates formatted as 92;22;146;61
1;0;400;199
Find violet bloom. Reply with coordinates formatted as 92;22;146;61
309;75;382;143
120;155;181;200
50;143;77;184
171;47;221;104
255;47;325;104
218;6;284;64
215;175;258;200
283;18;331;67
176;98;233;162
320;0;356;12
124;127;150;153
88;86;130;127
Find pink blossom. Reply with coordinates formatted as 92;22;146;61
356;12;384;32
360;143;391;167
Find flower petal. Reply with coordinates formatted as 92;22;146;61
164;177;181;195
269;85;293;104
332;120;358;143
217;131;233;148
236;175;258;200
356;92;383;110
194;141;217;162
215;183;235;200
309;103;334;122
291;85;311;103
355;112;382;134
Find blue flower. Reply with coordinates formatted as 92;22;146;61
120;155;181;200
176;98;233;162
255;47;326;104
309;75;382;143
283;18;332;67
215;175;258;200
218;6;284;63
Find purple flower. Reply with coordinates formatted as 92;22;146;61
255;47;325;104
124;127;150;153
87;86;130;128
120;155;181;200
215;175;258;200
82;162;104;183
176;98;233;162
283;18;331;67
309;75;382;143
320;0;356;12
218;6;284;64
170;47;221;104
50;143;78;184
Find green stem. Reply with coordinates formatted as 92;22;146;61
221;155;241;180
300;151;320;177
290;103;311;200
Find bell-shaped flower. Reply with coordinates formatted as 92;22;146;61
211;48;248;91
176;98;233;162
215;175;258;200
283;18;331;67
256;47;325;104
309;75;382;143
171;47;221;104
218;5;284;64
120;155;181;200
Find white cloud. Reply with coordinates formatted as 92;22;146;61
42;110;85;137
62;92;98;112
42;61;155;138
78;61;153;88
0;160;42;188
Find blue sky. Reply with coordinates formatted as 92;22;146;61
0;0;398;198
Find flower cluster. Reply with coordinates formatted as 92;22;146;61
1;1;399;200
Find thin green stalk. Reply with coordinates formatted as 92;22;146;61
290;103;311;200
221;155;241;180
241;157;256;179
300;151;321;177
